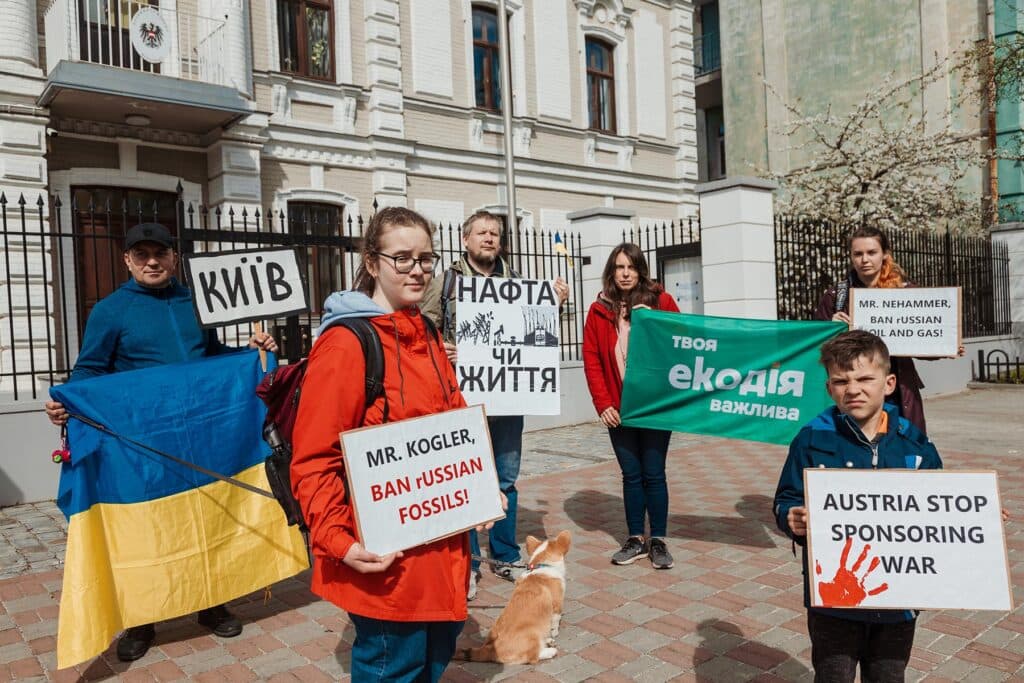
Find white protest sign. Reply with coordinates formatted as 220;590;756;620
184;248;308;328
456;276;561;415
806;469;1011;611
849;287;960;357
340;405;504;556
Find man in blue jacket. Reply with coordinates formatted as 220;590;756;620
773;330;942;682
44;222;277;661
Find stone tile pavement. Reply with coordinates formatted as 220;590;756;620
2;389;1023;681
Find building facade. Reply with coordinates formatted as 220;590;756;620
693;0;1024;220
0;0;699;401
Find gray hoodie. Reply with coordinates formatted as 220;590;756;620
316;290;388;337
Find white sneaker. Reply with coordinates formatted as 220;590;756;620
467;569;481;601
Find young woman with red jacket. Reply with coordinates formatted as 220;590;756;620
290;207;470;681
583;243;680;570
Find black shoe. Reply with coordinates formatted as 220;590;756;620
116;624;155;662
611;536;648;565
649;538;674;569
197;604;243;638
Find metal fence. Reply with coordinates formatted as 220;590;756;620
622;218;702;280
975;349;1023;383
0;190;586;402
774;215;1012;338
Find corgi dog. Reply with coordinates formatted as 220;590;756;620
459;530;571;664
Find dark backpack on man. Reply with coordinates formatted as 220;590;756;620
256;315;439;532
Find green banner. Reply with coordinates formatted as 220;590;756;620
620;310;846;445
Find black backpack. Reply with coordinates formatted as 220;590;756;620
257;315;439;532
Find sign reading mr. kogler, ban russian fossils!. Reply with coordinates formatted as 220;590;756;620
806;469;1011;611
340;405;505;556
184;248;309;328
456;276;561;415
849;287;961;357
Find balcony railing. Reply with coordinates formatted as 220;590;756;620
694;31;721;77
45;0;229;86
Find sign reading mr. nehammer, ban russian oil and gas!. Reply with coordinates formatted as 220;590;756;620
184;248;309;328
619;310;843;445
806;469;1011;611
849;287;961;357
456;276;561;415
340;405;505;556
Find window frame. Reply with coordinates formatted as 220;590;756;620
585;37;617;134
472;5;502;112
277;0;336;82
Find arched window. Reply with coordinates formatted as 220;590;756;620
472;5;501;111
586;38;616;133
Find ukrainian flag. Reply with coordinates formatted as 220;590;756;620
553;232;574;268
50;351;308;669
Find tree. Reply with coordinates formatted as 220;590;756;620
766;50;1022;234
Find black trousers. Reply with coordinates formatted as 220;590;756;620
807;610;916;683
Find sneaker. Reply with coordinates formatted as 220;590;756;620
197;604;243;638
649;538;674;569
467;569;482;601
611;536;648;565
491;564;525;582
116;624;155;662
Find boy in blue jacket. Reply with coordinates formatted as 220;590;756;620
773;330;942;682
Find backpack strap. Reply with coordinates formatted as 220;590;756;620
439;267;459;337
334;318;389;423
834;278;850;315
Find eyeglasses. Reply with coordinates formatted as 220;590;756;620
373;251;440;274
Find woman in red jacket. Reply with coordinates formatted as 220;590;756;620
290;207;470;681
583;243;680;570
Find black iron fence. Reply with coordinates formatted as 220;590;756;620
774;216;1012;338
622;218;702;280
0;189;586;402
974;349;1023;383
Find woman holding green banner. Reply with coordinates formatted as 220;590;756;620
583;243;680;570
815;226;928;433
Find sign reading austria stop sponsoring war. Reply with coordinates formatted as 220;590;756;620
456;276;561;415
184;248;309;328
850;287;961;357
619;310;844;445
340;405;505;556
806;470;1011;611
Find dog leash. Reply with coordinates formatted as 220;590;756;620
471;554;529;570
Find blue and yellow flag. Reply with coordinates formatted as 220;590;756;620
50;351;308;668
553;232;574;268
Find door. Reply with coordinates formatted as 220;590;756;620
72;187;179;333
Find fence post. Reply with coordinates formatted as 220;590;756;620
991;222;1024;357
567;207;636;308
696;176;778;319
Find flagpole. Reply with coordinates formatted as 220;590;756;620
497;0;517;233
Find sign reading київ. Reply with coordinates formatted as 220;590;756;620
619;310;844;445
805;469;1011;611
184;248;309;328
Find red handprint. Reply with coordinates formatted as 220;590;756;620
815;536;889;607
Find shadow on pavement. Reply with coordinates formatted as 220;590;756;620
694;618;811;682
564;490;786;548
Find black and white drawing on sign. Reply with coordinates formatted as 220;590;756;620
521;306;558;347
456;312;494;345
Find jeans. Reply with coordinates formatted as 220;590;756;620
608;426;671;538
807;610;916;683
348;613;464;682
470;415;523;570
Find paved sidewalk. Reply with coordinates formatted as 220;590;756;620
1;389;1023;681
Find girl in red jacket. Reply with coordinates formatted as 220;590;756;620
583;243;680;570
290;207;470;681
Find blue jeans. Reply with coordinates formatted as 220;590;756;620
470;415;523;570
608;426;671;538
348;614;464;682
